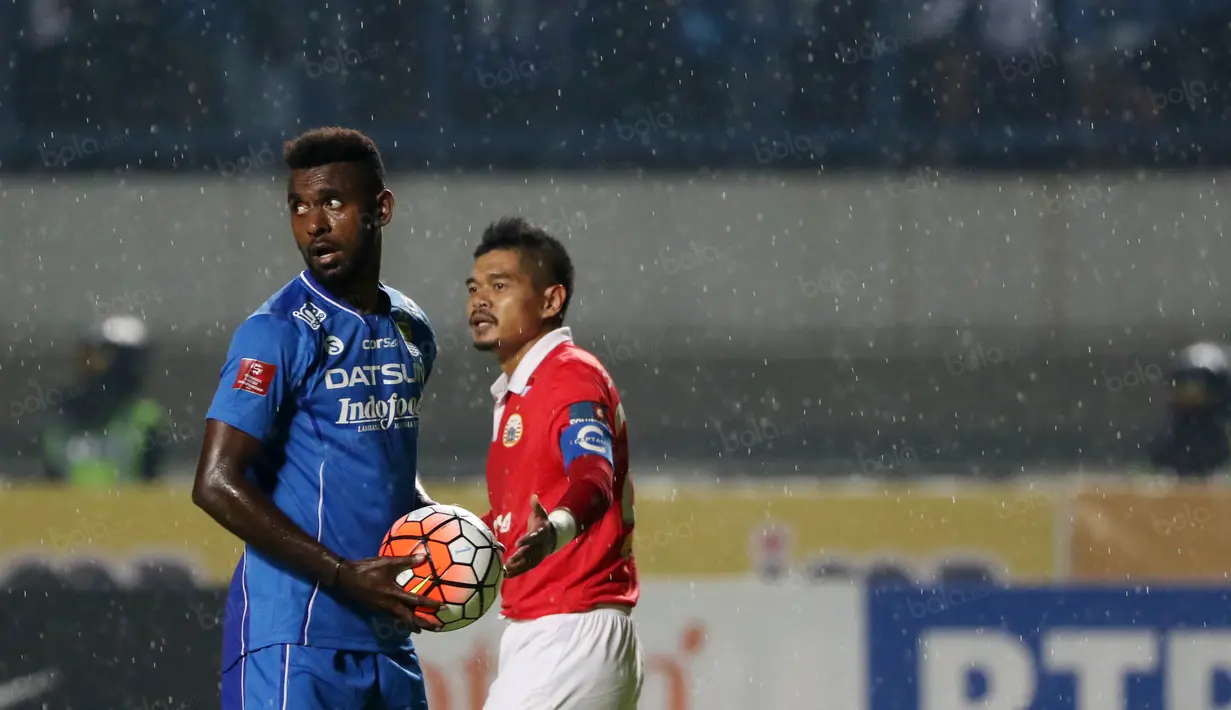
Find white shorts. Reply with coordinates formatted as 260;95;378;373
483;608;643;710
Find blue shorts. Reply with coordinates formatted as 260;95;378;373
220;644;429;710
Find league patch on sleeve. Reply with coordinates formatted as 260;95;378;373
233;358;277;396
568;402;607;425
560;402;614;469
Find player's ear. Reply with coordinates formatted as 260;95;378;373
541;284;566;321
374;189;394;228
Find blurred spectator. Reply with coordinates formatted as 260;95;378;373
784;0;876;129
12;0;83;131
1061;0;1163;132
40;315;170;486
1148;342;1231;478
2;0;1231;169
0;0;17;134
168;0;299;135
893;0;1060;131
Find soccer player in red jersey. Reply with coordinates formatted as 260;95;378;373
465;217;643;709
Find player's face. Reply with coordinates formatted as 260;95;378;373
466;249;564;355
287;163;392;288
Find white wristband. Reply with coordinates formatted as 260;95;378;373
547;508;577;552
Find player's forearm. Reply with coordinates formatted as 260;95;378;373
193;471;343;587
552;456;615;547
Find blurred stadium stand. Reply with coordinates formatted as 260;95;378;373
3;0;1231;481
2;0;1231;171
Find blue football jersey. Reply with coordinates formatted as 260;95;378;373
206;270;436;669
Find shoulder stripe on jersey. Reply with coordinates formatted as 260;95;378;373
298;273;365;323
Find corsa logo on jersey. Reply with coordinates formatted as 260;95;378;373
362;338;398;350
336;392;422;429
324;364;415;389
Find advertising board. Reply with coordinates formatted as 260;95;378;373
0;581;864;710
0;482;1059;585
1070;484;1231;581
867;585;1231;710
414;580;863;710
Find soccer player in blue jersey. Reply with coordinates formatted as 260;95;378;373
192;127;443;709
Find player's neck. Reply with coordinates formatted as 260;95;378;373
339;282;381;314
333;260;383;314
497;329;551;378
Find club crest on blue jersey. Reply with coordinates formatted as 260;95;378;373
503;413;524;447
292;302;328;330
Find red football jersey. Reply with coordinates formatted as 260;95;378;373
485;329;639;620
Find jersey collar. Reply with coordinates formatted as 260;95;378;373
298;270;393;321
490;327;573;403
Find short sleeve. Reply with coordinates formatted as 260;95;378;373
549;362;616;469
205;315;308;441
412;312;438;385
394;303;437;386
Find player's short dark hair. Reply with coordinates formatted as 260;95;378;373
475;216;575;323
283;127;386;191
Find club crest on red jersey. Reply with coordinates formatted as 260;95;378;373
502;413;524;447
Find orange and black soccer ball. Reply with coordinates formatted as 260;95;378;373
379;504;503;632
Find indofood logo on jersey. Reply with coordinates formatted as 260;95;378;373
335;393;422;430
325;364;422;430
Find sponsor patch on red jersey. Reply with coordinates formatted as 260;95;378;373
233;358;276;396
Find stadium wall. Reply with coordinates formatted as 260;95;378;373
1;172;1226;474
3;171;1227;342
4;480;1231;707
